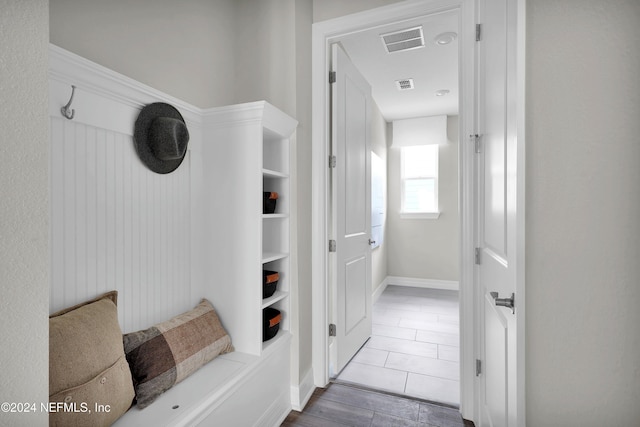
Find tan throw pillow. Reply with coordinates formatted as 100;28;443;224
49;291;135;427
123;299;233;408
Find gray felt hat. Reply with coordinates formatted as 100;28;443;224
134;102;189;174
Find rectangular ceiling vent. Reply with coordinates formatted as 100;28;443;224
396;78;415;91
381;26;425;53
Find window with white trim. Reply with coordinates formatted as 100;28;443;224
401;145;439;217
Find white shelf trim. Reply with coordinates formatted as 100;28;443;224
261;290;289;309
262;252;288;264
262;213;289;219
263;168;289;179
262;330;291;352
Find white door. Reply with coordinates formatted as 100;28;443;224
329;43;372;376
476;0;524;426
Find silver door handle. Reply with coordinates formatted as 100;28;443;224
490;292;515;313
368;239;376;245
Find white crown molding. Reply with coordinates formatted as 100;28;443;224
314;0;460;36
201;101;298;136
49;44;203;125
49;44;298;136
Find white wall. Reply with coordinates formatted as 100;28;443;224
387;116;459;281
0;0;49;425
526;0;640;425
50;0;238;108
370;102;389;291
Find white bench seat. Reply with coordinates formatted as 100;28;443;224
113;333;291;427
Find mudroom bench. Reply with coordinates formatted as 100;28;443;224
48;46;298;427
113;333;291;427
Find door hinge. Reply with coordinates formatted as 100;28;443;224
475;247;481;265
329;240;337;252
476;359;482;376
329;323;337;336
329;155;336;168
476;24;482;42
471;134;482;153
329;71;337;84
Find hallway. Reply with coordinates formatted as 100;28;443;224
336;285;460;406
282;383;470;427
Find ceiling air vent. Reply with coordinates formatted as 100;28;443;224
396;78;415;91
381;26;425;53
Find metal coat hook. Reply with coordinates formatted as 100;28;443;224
61;85;76;120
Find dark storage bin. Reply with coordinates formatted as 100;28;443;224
263;192;279;214
263;307;282;342
262;270;279;298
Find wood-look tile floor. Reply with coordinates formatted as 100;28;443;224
337;285;460;406
281;383;473;427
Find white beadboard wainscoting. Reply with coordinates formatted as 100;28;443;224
50;117;192;332
49;45;204;334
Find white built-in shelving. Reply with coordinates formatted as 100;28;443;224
203;101;296;356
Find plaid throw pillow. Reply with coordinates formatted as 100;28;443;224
123;299;233;408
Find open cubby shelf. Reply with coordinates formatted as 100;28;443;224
261;290;288;309
205;101;296;356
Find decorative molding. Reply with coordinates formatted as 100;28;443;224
49;44;202;125
201;100;298;135
290;368;316;412
201;101;271;129
49;44;204;158
458;0;479;420
386;276;459;291
313;0;461;36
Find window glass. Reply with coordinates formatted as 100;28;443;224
401;145;438;213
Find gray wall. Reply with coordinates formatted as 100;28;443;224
293;0;314;390
4;1;638;425
234;0;297;117
50;0;238;108
387;116;459;282
312;0;402;22
370;102;389;292
0;0;50;425
526;0;640;424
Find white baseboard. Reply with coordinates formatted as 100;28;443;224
372;277;390;304
259;389;291;427
290;368;315;411
385;276;459;291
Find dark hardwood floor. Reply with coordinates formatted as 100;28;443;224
282;382;474;427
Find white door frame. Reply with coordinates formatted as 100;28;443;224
311;0;479;419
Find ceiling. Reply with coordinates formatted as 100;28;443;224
337;10;459;122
